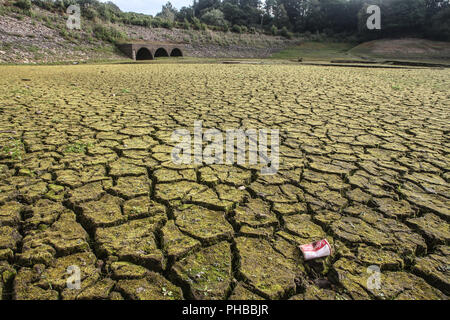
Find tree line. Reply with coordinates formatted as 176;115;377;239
9;0;450;40
162;0;450;40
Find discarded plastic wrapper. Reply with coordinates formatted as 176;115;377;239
299;239;332;261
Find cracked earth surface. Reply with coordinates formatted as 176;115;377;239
0;63;448;300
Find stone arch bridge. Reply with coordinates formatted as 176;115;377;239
118;43;184;61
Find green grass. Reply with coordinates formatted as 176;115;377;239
65;142;91;154
270;41;357;60
1;139;24;160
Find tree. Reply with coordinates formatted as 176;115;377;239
157;1;177;22
274;3;290;29
201;9;228;27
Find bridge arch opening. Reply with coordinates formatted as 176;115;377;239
155;48;169;58
136;48;153;60
170;48;183;57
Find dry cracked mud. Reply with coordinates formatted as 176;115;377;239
0;63;448;300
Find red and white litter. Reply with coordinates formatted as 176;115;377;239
299;239;332;261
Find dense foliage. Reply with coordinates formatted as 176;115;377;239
9;0;450;40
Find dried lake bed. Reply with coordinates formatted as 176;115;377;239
0;63;448;300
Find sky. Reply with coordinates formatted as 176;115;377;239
100;0;194;16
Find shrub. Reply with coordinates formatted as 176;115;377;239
195;17;203;30
279;26;292;39
183;18;191;30
201;9;228;28
93;24;127;43
83;8;98;21
161;20;173;29
231;25;242;34
270;25;278;36
15;0;32;11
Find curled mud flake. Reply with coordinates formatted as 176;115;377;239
331;216;393;247
229;282;265;300
67;181;108;205
109;261;150;280
313;210;342;228
329;258;372;300
171;241;232;300
412;246;449;295
155;181;206;202
156;181;233;211
373;271;447;300
173;205;233;245
123;197;166;220
215;183;250;204
297;285;345;300
0;225;22;251
346;188;372;204
373;197;415;219
0;201;22;227
239;225;274;239
234;198;278;228
407;213;450;246
22;199;65;231
400;188;450;220
154;168;196;183
303;169;348;191
67;278;116;300
95;217;167;271
119;127;154;137
45;184;65;201
110;175;151;199
116;272;183;300
272;202;307;216
14;252;100;300
108;159;147;177
356;245;404;271
284;215;327;241
17;181;48;204
13;267;59;300
161;220;201;260
119;136;158;150
18;210;90;266
79;194;126;229
235;237;298;299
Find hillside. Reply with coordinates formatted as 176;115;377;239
1;1;449;64
349;38;450;61
0;2;296;64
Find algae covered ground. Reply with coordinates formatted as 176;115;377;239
0;62;449;300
